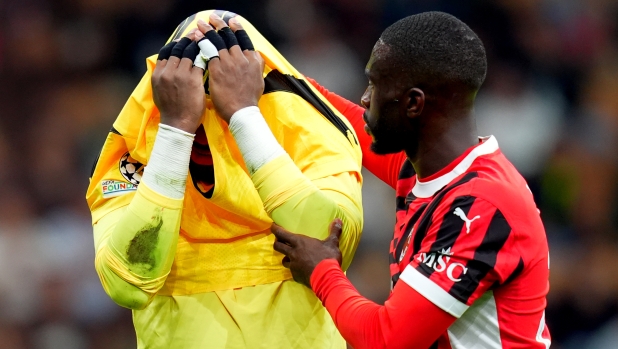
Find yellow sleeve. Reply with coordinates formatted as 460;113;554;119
93;183;183;309
252;155;363;271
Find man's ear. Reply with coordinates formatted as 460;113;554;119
402;87;425;119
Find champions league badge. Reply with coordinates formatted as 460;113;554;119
100;153;144;198
119;152;145;185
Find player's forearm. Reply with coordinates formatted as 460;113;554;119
311;259;387;349
93;124;193;309
95;238;153;310
253;157;362;270
310;259;456;349
94;184;184;309
228;107;363;270
93;189;183;309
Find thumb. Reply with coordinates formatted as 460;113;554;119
325;218;343;247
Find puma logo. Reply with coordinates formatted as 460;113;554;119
453;207;480;234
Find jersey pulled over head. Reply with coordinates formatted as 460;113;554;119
86;10;362;295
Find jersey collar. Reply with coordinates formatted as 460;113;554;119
412;136;499;198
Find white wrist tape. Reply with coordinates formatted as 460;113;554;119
141;124;195;199
228;106;286;175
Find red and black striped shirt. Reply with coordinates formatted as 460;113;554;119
309;78;551;349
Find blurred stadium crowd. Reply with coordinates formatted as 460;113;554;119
1;0;618;348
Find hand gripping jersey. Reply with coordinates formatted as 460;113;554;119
309;79;551;349
86;10;363;349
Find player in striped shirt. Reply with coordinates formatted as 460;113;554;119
271;12;552;349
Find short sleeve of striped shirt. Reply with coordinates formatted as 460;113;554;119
399;195;520;318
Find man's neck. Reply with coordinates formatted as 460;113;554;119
406;115;478;180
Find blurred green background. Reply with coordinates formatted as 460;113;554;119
1;0;617;348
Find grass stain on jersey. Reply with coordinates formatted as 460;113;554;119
126;214;163;272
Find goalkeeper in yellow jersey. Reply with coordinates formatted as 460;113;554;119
86;10;363;349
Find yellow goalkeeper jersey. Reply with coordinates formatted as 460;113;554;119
86;9;363;349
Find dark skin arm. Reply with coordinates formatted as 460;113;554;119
272;218;344;288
